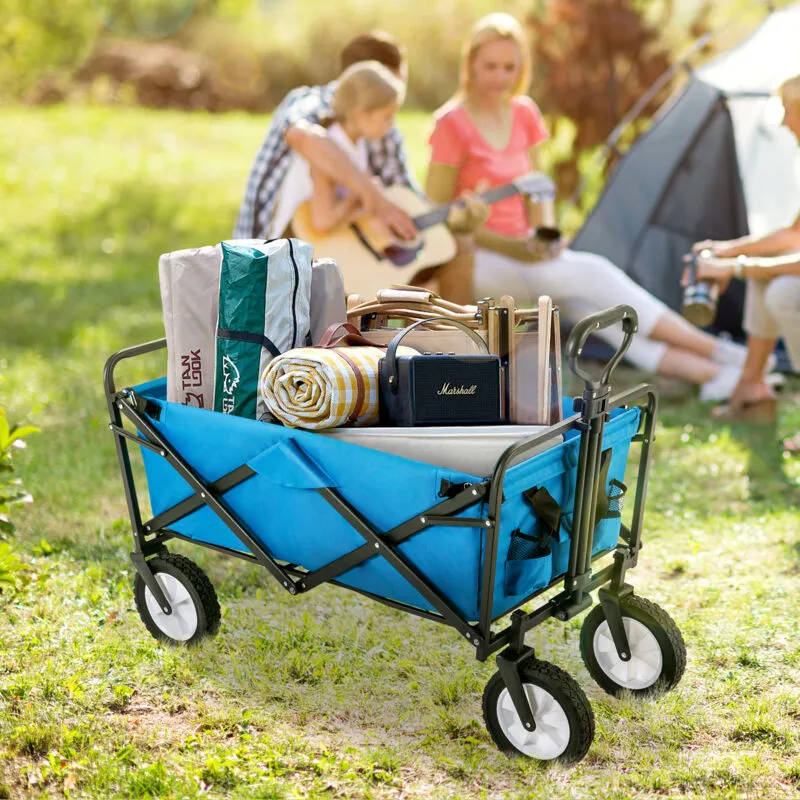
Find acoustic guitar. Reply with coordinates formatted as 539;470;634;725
291;172;555;298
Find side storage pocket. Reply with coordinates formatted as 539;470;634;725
503;528;552;597
592;478;627;555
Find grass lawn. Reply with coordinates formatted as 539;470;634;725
1;105;799;799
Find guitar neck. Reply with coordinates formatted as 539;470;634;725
413;184;520;231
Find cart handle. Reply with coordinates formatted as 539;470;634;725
103;337;167;401
565;305;638;391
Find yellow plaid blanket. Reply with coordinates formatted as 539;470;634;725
260;345;416;430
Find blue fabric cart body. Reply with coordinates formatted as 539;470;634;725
134;378;641;622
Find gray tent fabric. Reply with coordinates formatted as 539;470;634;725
572;2;800;338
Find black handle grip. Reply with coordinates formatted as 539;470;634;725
565;305;638;390
383;317;488;389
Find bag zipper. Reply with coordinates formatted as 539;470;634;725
287;238;300;347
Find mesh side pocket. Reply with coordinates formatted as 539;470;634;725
504;528;552;597
508;529;549;560
607;479;627;517
591;480;628;556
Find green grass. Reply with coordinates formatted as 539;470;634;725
1;105;799;799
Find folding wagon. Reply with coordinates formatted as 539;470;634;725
104;305;685;764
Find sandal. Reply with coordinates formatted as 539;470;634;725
712;397;778;423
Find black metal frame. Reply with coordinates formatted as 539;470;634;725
104;305;657;732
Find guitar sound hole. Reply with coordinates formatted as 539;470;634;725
384;241;424;267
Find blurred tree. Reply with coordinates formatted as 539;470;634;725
527;0;713;200
0;0;103;101
98;0;199;39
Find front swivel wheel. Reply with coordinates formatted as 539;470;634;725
580;594;686;697
482;659;594;763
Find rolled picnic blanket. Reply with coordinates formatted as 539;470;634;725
260;324;416;430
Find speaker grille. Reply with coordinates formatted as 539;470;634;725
410;357;500;424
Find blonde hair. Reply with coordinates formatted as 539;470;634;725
458;13;532;99
332;60;405;121
779;74;800;114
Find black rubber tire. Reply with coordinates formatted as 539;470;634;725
482;658;595;764
580;595;686;698
133;553;220;645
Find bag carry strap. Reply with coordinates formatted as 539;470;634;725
330;348;365;424
522;486;563;548
376;285;473;315
317;322;384;349
349;293;545;330
314;323;384;424
499;294;516;422
376;287;436;304
383;317;489;390
549;307;563;423
348;300;480;327
218;328;281;358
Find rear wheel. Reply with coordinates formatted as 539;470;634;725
580;595;686;697
134;553;220;645
482;659;594;763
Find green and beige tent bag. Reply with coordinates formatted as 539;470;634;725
160;239;265;410
214;239;313;420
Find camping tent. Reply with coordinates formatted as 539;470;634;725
571;1;800;339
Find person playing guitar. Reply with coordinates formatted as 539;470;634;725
234;31;488;304
270;61;407;243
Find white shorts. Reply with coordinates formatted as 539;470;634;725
474;248;669;372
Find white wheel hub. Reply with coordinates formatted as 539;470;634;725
144;573;199;642
593;616;663;690
496;683;570;759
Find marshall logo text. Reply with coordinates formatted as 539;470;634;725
437;382;478;396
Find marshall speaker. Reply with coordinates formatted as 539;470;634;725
379;318;502;426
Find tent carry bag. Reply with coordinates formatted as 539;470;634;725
215;239;313;420
160;239;337;411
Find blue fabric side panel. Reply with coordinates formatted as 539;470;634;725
135;377;167;401
488;407;641;618
489;440;572;618
337;498;485;619
133;389;484;619
139;447;254;554
133;382;639;624
590;409;640;555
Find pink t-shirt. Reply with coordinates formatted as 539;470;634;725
428;96;549;237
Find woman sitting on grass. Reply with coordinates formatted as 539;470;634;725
425;12;759;401
269;60;405;240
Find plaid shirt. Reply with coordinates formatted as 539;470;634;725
233;82;418;240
